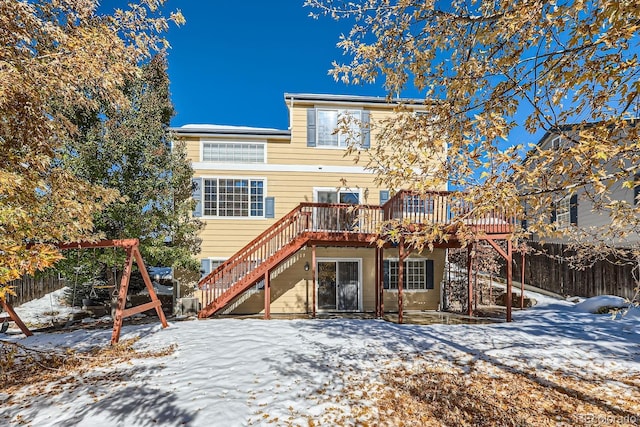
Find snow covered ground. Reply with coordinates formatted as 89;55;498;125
1;290;639;426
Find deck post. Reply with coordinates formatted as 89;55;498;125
398;237;405;324
375;246;380;318
379;247;385;318
467;244;473;317
264;270;271;320
506;240;513;322
520;250;525;309
311;245;316;318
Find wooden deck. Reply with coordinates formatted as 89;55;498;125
197;190;518;319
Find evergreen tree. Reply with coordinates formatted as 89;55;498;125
60;55;202;295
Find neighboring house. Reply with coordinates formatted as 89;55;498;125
175;93;516;319
514;124;639;299
528;125;639;244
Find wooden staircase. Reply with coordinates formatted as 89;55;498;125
197;203;382;318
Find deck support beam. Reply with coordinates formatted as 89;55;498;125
375;246;385;318
506;240;513;322
374;246;380;318
484;237;514;322
264;270;271;320
311;245;316;318
398;237;410;324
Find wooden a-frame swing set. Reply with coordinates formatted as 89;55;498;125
0;239;168;345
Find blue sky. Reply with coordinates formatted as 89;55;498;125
101;1;391;130
97;1;543;147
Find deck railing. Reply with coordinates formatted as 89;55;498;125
383;190;517;234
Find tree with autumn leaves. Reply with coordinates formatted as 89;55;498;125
0;0;188;299
306;0;639;280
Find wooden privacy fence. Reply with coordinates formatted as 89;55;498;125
508;241;637;300
5;274;67;307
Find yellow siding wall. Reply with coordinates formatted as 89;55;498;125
224;247;445;315
182;96;447;314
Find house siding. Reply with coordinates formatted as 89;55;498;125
177;93;448;315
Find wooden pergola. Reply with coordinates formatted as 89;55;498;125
2;239;168;345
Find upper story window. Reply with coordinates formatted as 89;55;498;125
317;109;361;148
202;142;265;163
203;178;264;217
307;108;370;149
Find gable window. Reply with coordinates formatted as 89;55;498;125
551;136;563;149
203;178;264;217
383;259;434;290
202;142;265;163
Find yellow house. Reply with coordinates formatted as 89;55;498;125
175;93;451;318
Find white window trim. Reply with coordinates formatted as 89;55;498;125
200;176;267;220
200;140;267;164
315;108;362;149
315;257;363;312
384;257;433;292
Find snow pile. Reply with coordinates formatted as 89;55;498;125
574;295;629;314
